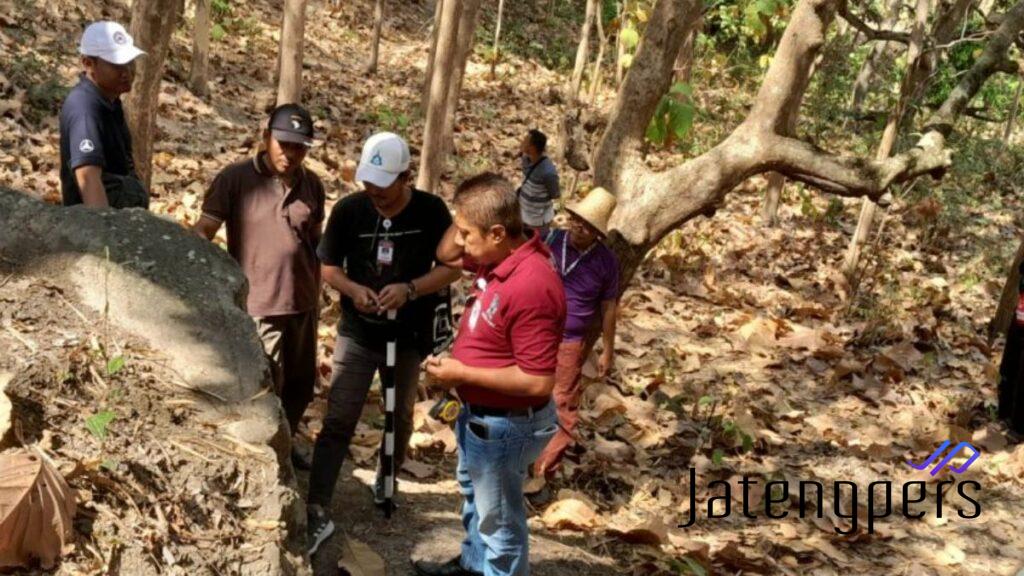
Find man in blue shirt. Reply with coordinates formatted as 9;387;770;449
60;21;148;208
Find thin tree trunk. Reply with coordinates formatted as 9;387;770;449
570;0;598;100
761;173;785;225
442;0;483;156
1004;75;1023;142
674;17;699;83
843;0;930;277
849;0;902;113
276;0;308;105
588;8;608;105
126;0;185;190
422;0;445;113
189;0;212;97
491;0;506;78
417;0;463;193
615;1;626;86
365;0;385;74
990;236;1024;345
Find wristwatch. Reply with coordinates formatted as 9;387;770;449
406;281;418;301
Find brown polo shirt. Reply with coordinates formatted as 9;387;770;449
201;155;325;317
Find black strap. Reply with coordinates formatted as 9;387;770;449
517;157;546;197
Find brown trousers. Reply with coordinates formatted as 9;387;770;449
534;339;585;477
256;309;318;434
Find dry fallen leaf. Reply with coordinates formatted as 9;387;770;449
338;534;386;576
0;449;77;569
541;498;599;531
604;511;668;545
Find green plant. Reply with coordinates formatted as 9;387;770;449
646;82;697;148
85;410;116;442
106;355;125;376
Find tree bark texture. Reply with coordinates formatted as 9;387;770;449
416;0;463;193
570;0;599;100
126;0;185;190
442;0;483;155
276;0;307;105
189;0;212;97
422;0;445;112
491;0;506;78
365;0;385;74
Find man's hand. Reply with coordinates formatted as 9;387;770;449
597;348;614;378
424;355;465;389
347;284;379;314
377;283;410;312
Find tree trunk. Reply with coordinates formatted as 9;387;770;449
188;0;211;97
491;0;506;78
422;0;445;113
674;16;700;83
991;237;1024;345
586;0;1023;315
615;1;627;86
276;0;308;105
417;0;463;193
1004;75;1023;142
849;0;902;113
843;0;933;276
570;0;599;100
442;0;483;156
365;0;385;74
761;172;786;226
126;0;185;190
588;8;608;105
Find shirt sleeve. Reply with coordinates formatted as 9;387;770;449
317;199;349;266
544;162;560;200
201;169;234;223
601;252;621;302
508;301;563;376
66;108;106;171
309;174;327;247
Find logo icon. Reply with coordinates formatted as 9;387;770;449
112;31;128;45
79;139;95;153
483;294;500;326
289;115;303;130
371;152;383;166
907;440;980;476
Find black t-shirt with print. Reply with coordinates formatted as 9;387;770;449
318;189;452;353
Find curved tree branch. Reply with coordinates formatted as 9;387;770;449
840;3;910;43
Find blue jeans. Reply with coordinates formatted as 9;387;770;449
456;401;558;576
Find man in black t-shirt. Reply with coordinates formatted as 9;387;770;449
306;132;460;555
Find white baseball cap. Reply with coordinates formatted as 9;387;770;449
79;21;146;66
356;132;411;188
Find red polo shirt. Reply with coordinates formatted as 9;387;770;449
453;234;566;409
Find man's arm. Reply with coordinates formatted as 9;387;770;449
192;214;222;240
414;265;462;296
597;299;618;377
426;358;555;397
75;165;108;207
436;224;464;269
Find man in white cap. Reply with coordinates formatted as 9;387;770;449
305;132;461;555
60;21;148;208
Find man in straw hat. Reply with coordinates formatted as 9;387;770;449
531;186;620;496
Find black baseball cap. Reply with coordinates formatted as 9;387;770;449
268;104;315;147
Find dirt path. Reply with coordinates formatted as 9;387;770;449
297;465;620;576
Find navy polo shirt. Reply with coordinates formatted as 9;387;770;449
59;74;136;206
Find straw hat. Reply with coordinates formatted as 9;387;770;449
566;187;617;237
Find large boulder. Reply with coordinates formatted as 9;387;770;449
0;188;308;574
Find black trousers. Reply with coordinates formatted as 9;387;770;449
256;310;318;434
998;322;1024;434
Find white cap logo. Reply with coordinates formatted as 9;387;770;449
113;31;127;45
79;139;95;153
291;119;302;130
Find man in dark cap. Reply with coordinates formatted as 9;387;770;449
194;104;325;470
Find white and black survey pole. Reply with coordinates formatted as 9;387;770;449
382;307;398;518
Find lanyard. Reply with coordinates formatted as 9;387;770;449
561;233;595;278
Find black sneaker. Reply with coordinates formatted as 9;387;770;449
307;505;335;556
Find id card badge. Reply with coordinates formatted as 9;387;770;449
377;239;395;266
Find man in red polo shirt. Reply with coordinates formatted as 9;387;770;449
414;173;565;576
